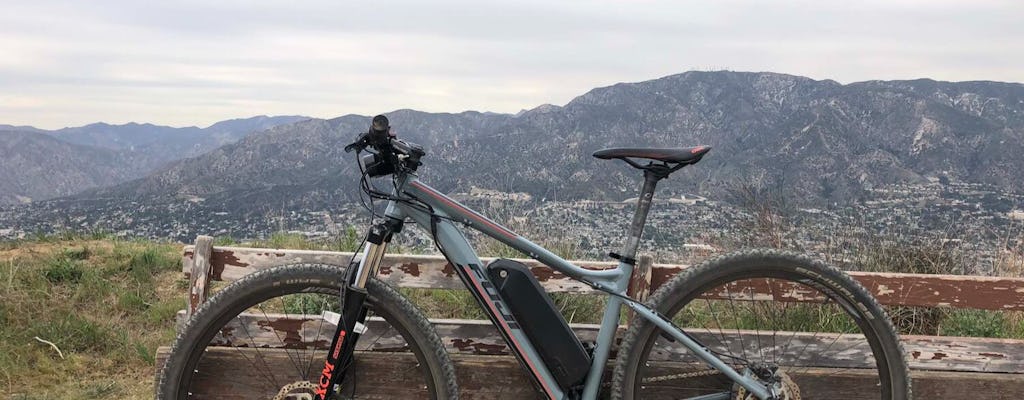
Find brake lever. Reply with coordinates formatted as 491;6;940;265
344;141;363;153
344;132;370;153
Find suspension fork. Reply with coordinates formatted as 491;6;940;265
316;217;402;400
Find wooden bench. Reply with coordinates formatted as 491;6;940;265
156;236;1024;399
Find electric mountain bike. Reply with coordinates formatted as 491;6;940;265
157;115;911;399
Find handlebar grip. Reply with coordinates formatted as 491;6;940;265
344;115;391;153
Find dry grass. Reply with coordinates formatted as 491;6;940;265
0;236;184;399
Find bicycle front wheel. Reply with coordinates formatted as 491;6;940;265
612;250;911;400
157;263;458;399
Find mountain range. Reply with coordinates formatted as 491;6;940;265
2;71;1023;236
0;115;307;204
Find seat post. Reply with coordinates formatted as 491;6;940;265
618;168;664;261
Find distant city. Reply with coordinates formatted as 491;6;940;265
3;178;1020;274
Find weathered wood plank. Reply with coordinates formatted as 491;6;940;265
174;311;1024;374
650;265;1024;312
182;246;1024;311
854;272;1024;310
187;236;214;317
155;348;438;399
182;246;624;292
154;348;1024;399
625;255;653;327
636;362;1024;400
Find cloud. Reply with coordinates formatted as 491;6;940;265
0;0;1021;128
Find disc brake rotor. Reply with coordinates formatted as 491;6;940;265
733;371;800;400
272;381;319;400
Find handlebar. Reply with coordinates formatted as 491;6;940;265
345;114;425;177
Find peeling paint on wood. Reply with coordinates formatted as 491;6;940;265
173;311;1024;374
186;236;213;317
182;245;1024;311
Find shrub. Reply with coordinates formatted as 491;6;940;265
43;257;83;284
858;241;966;275
127;246;175;285
214;235;238;246
329;226;363;252
61;246;91;261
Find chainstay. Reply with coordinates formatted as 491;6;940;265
603;368;723;387
642;368;723;383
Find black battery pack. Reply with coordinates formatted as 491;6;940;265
485;259;591;391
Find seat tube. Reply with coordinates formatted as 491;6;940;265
620;170;661;260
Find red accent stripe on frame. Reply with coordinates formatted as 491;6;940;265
463;265;557;398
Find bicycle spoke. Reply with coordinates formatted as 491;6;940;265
259;302;305;379
722;284;748;365
626;257;904;399
747;285;764;362
233;318;283;390
303;294;329;382
703;298;739;364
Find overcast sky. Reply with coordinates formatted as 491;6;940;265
2;0;1022;129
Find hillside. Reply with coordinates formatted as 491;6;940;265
0;130;136;204
0;116;308;205
84;110;514;210
45;115;309;153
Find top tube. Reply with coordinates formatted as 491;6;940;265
396;174;627;286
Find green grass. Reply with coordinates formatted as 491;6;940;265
43;256;84;284
940;309;1024;338
0;236;184;399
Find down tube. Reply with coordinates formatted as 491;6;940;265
396;201;567;400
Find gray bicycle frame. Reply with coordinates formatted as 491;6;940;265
363;171;771;400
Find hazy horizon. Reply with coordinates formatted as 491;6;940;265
7;70;1024;131
3;0;1022;129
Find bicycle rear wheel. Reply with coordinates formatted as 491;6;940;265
157;263;457;399
612;250;911;400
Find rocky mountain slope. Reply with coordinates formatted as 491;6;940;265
0;115;309;204
87;110;513;211
0;130;135;204
45;115;308;165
